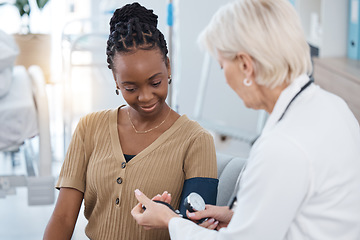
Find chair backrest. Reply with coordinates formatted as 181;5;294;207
28;65;52;177
216;152;247;206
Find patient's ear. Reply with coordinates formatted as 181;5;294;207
166;57;171;76
112;71;119;88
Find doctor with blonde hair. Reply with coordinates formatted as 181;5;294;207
131;0;360;239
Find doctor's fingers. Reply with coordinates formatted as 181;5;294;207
152;191;172;203
161;191;172;203
186;205;217;220
198;218;219;230
131;201;159;228
134;189;153;206
131;202;146;226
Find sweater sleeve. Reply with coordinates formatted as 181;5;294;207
179;130;218;216
55;116;90;193
183;131;218;180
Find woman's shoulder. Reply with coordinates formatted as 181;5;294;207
78;109;116;127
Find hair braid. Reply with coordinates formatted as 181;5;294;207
106;2;169;69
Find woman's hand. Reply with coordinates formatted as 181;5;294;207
187;205;234;231
131;189;180;230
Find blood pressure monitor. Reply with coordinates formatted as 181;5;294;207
143;192;207;222
184;192;206;212
184;192;207;223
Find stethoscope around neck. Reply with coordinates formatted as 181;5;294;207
229;79;313;211
277;80;313;122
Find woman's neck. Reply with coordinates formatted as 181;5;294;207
127;104;171;133
260;82;289;114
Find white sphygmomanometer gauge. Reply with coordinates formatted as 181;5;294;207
184;192;205;212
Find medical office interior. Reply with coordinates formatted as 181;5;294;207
0;0;359;239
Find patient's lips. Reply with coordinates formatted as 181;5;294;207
139;102;158;113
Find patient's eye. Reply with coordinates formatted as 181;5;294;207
125;88;135;92
124;85;137;92
152;81;161;87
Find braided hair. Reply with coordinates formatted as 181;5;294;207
106;2;169;70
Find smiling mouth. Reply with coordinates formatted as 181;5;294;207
139;103;158;112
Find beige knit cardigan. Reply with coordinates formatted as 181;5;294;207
56;108;217;240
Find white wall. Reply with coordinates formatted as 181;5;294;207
173;0;265;140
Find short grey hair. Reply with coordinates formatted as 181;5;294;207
198;0;313;89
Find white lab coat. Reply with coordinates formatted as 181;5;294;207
168;74;360;240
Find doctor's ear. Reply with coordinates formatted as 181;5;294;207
236;53;254;75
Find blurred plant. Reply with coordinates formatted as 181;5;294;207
0;0;50;33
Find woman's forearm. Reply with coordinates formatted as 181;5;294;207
43;187;83;239
43;213;76;240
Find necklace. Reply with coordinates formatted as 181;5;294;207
127;107;172;134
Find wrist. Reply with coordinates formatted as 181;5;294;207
165;211;181;227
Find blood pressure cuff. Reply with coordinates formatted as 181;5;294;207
179;177;219;217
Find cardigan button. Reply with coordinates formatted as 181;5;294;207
121;162;126;169
116;177;123;184
115;198;120;205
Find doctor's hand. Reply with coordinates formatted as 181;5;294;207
151;190;172;203
131;189;180;230
187;205;234;231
